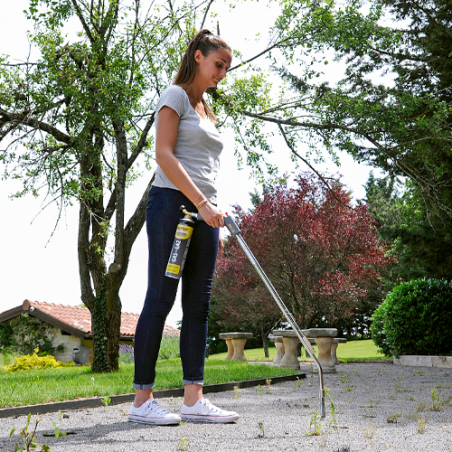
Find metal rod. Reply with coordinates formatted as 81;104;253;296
180;207;326;418
235;233;326;418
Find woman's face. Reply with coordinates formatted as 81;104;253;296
194;48;232;88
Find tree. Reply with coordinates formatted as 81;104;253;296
364;173;452;282
0;0;227;371
210;248;283;357
211;172;391;339
212;0;452;218
0;0;308;371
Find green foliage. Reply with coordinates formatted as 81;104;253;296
158;336;180;360
371;278;452;357
10;414;50;452
364;174;452;283
266;0;452;221
5;348;74;371
0;321;15;350
0;359;298;407
0;314;64;356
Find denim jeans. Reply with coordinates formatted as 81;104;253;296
133;186;219;389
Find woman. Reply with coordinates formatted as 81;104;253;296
128;30;238;425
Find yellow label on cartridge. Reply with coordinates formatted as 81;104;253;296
166;263;181;274
175;225;193;240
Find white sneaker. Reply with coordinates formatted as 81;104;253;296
128;399;181;425
180;398;239;423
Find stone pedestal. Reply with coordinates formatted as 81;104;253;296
331;338;347;364
219;333;253;361
225;339;234;361
280;337;300;369
272;330;307;370
272;336;285;365
308;328;338;373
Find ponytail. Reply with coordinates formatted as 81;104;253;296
174;29;231;123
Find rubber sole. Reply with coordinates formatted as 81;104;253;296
128;414;181;425
180;414;239;423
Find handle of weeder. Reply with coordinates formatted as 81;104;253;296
180;206;241;236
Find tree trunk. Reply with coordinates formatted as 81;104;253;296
105;273;122;372
261;325;269;358
91;281;110;373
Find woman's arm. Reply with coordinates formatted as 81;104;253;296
155;106;224;228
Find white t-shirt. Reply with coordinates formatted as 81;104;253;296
153;85;223;204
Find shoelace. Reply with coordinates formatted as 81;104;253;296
144;400;169;416
200;398;221;414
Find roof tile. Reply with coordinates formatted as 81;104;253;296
20;300;180;337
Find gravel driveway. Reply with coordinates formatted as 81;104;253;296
1;362;451;452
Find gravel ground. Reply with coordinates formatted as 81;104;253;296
1;362;452;452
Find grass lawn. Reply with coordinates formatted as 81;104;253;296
0;359;299;408
211;339;386;361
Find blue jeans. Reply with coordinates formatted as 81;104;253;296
133;186;219;389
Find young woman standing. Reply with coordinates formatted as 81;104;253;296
128;30;238;425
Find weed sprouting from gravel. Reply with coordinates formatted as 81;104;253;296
257;422;265;438
307;410;321;436
362;423;376;439
233;386;240;399
416;401;427;412
265;379;272;394
431;388;443;411
387;412;403;424
10;414;50;452
417;417;426;434
177;436;190;450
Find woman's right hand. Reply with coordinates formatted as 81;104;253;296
199;202;225;228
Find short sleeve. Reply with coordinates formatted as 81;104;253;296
155;85;188;118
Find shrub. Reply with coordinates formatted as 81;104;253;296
158;336;180;360
4;348;74;372
0;313;64;356
371;278;452;357
0;349;18;368
117;337;180;364
119;344;134;364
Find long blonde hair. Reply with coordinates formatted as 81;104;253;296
174;29;231;123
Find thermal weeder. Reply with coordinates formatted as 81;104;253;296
166;206;326;418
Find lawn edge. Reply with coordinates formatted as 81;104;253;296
0;373;305;419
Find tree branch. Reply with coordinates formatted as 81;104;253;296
0;109;73;145
127;113;155;169
200;0;215;29
71;0;96;44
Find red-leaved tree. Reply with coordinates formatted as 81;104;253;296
210;173;392;349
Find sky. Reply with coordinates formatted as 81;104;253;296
0;0;380;327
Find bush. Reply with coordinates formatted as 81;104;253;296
158;336;180;360
0;313;64;356
371;278;452;357
3;348;74;372
119;343;134;364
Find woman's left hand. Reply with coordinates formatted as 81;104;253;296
199;202;225;228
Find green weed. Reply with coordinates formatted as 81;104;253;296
10;414;50;452
257;422;265;438
387;412;402;424
233;386;240;399
362;424;375;439
417;417;426;434
431;388;442;411
307;410;321;436
415;401;427;412
177;436;190;450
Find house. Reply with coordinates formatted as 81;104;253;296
0;300;180;363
